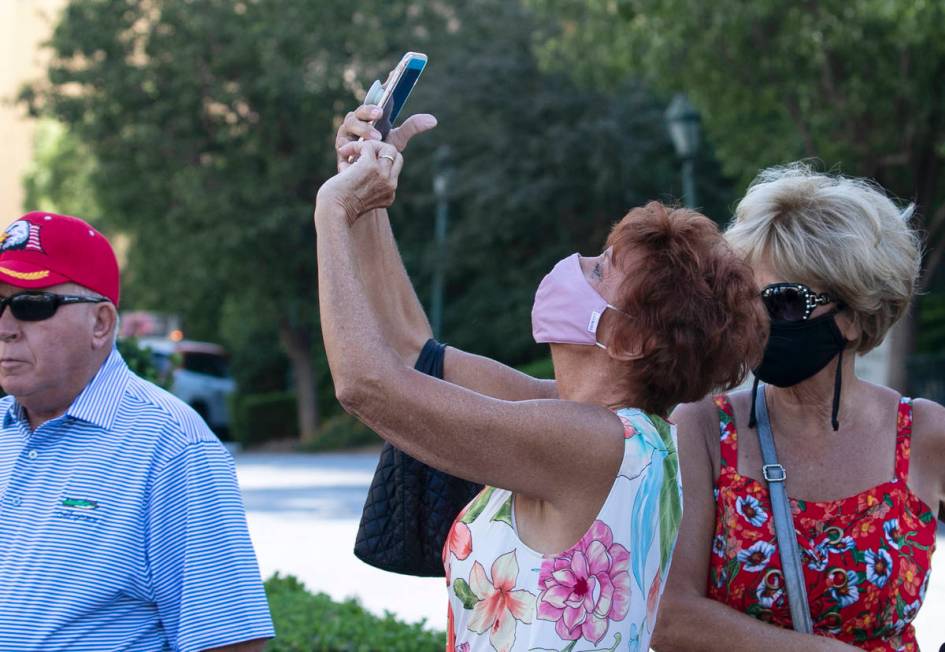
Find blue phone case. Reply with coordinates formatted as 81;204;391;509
368;56;426;139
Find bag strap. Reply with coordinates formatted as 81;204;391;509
415;339;446;377
753;383;814;634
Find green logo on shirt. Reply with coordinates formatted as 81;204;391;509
61;498;98;510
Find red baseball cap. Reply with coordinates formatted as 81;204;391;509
0;212;120;306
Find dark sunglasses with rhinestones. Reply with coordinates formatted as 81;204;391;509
760;282;839;321
0;291;110;322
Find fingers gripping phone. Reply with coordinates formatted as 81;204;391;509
364;52;427;140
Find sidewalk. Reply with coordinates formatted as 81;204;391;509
236;451;445;629
235;450;945;648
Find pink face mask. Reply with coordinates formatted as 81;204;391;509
531;253;620;348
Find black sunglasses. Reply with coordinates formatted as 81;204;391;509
760;282;837;321
0;292;110;322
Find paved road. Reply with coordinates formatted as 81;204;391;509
235;451;446;630
235;450;945;649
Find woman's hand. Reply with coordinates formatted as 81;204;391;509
335;104;437;172
317;140;404;225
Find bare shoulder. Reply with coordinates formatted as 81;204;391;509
723;387;755;426
913;397;945;430
912;397;945;459
671;394;724;472
910;397;945;519
672;394;722;435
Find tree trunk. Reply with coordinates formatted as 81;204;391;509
279;324;319;443
885;307;916;394
878;106;942;393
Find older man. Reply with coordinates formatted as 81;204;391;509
0;212;273;651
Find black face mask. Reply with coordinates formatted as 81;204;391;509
750;310;848;431
753;310;846;387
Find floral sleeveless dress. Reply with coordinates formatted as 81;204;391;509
708;395;937;651
443;408;683;652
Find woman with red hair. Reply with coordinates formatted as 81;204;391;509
314;105;766;651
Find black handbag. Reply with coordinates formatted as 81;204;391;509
354;339;483;576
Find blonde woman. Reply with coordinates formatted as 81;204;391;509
655;165;944;652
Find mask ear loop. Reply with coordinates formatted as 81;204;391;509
749;355;843;431
595;303;632;352
831;348;843;431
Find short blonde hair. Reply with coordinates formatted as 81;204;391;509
726;163;922;353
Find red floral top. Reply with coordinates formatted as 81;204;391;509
707;395;937;651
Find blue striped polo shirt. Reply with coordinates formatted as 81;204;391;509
0;349;274;651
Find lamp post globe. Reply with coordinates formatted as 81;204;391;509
665;94;701;207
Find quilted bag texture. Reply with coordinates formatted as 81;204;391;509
354;339;483;576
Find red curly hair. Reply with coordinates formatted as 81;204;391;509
606;201;767;416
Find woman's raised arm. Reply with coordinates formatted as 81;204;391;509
315;140;619;503
336;105;556;401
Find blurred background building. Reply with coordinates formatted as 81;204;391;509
1;0;67;223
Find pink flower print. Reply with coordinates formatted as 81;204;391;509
444;519;473;587
456;645;470;652
646;570;662;628
617;414;638;438
467;551;536;652
448;520;473;561
536;520;631;644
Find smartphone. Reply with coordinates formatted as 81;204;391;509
364;52;427;139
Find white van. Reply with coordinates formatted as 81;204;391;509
136;337;236;435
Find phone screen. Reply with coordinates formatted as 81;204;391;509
387;57;426;124
373;54;427;139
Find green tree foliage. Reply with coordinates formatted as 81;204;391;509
531;0;945;279
364;1;734;364
22;0;456;441
531;0;945;386
22;120;101;220
24;0;723;438
917;295;945;353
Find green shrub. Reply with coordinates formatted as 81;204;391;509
117;337;174;389
917;292;945;354
300;412;382;453
264;574;445;651
232;391;299;447
516;356;554;379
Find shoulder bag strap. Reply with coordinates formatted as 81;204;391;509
754;383;814;634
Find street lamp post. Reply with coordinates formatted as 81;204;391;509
665;94;701;208
430;145;450;339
